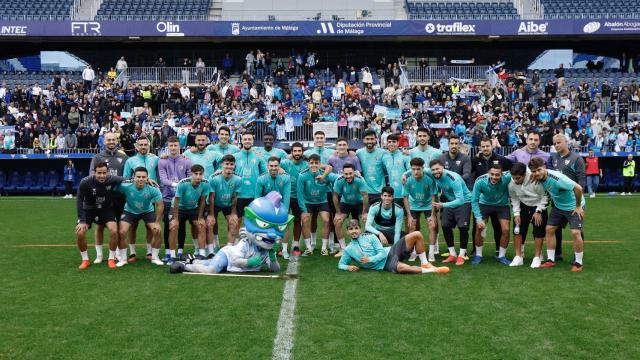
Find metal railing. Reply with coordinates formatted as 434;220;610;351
95;14;209;21
408;13;520;20
0;15;71;21
115;67;218;86
404;65;490;83
253;122;364;142
544;12;640;20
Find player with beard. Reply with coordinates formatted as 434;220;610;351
356;130;389;205
403;157;438;261
332;163;368;257
75;162;126;269
88;132;128;265
233;133;267;242
528;157;585;272
407;127;441;165
122;137;160;262
207;155;241;254
430;159;472;265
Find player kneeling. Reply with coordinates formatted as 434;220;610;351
116;167;165;266
170;192;293;274
338;220;449;274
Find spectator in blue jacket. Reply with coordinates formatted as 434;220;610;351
63;160;76;198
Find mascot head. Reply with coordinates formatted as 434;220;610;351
244;191;294;249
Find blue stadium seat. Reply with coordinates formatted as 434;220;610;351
32;171;47;192
5;171;20;192
17;171;33;192
43;170;59;193
0;170;6;192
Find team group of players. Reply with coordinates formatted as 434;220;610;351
74;125;587;273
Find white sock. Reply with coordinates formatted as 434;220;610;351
198;248;206;256
80;251;89;261
192;238;199;249
207;244;214;255
338;238;346;249
520;244;525;255
459;248;467;257
311;232;316;243
282;245;289;255
329;232;334;243
321;238;328;250
428;245;435;256
118;248;127;261
304;238;312;250
499;247;506;258
448;247;457;257
421;267;436;273
108;250;116;259
575;252;583;265
129;244;136;255
214;235;219;247
177;248;184;255
418;252;428;265
475;245;483;257
293;240;300;248
146;243;152;254
95;244;103;257
547;249;556;262
169;249;176;258
151;248;159;260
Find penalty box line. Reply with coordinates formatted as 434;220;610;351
272;257;300;360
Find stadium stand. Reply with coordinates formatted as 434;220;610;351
220;0;397;21
541;0;640;19
96;0;212;21
0;0;74;20
406;1;519;20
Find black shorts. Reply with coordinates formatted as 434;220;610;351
441;203;471;229
290;198;302;217
380;229;406;245
548;206;583;230
176;208;200;223
120;211;156;225
368;193;381;205
327;193;336;214
478;204;511;221
236;198;254;215
112;197;126;221
214;206;232;218
305;202;330;214
79;208;117;227
515;204;547;239
339;203;363;219
410;209;432;220
383;235;411;273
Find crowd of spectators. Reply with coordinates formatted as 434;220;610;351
2;50;640;155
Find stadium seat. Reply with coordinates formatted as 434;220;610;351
4;171;20;192
17;172;34;192
0;170;5;192
43;170;59;193
31;171;47;192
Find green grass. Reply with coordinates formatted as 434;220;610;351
1;196;639;359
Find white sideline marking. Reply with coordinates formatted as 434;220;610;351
272;258;299;360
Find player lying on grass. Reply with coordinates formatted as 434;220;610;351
338;220;450;274
170;191;293;274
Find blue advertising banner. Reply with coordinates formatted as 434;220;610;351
1;19;640;38
0;153;96;159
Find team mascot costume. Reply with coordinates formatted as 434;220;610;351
170;191;293;274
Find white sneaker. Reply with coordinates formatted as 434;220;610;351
116;259;128;268
589;194;595;198
408;251;417;262
93;256;103;264
530;256;542;268
151;258;164;266
509;256;524;267
621;192;627;196
428;254;436;262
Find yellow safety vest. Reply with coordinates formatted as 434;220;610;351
142;90;152;99
623;160;635;177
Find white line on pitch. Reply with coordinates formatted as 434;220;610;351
272;258;299;360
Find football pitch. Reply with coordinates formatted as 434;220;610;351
1;196;639;359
